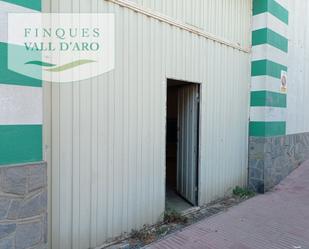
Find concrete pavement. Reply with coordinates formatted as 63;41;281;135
146;160;309;249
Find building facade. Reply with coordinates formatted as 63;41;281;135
0;0;308;249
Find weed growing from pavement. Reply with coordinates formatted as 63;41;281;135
233;186;255;198
164;209;188;224
129;210;187;246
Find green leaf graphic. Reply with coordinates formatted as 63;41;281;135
25;61;56;67
45;59;96;72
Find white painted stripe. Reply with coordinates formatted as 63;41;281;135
251;75;284;93
0;13;8;43
0;84;42;125
267;14;289;38
252;44;288;66
252;13;267;31
250;106;286;122
275;0;289;10
252;12;288;38
0;2;38;43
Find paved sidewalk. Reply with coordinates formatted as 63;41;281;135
147;161;309;249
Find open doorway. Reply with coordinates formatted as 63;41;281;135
166;79;200;212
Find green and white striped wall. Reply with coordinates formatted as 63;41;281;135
0;0;42;165
250;0;289;137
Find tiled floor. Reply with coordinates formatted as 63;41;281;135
147;161;309;249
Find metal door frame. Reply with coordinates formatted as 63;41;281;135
164;78;202;207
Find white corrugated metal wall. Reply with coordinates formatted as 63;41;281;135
129;0;251;48
43;0;252;248
287;0;309;134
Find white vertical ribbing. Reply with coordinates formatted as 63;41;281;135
286;0;309;134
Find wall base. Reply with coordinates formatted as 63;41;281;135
0;162;47;249
249;132;309;193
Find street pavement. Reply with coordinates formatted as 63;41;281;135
146;160;309;249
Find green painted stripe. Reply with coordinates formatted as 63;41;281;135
0;0;41;11
252;28;288;53
253;0;288;24
251;59;287;79
0;125;42;165
250;121;286;137
0;43;42;87
251;91;287;108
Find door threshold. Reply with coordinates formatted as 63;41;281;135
181;206;200;216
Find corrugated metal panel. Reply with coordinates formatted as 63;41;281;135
128;0;251;49
287;0;309;134
44;0;252;248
